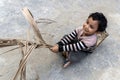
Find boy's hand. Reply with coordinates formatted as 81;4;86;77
50;44;59;53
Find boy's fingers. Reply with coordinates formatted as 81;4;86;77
50;48;53;51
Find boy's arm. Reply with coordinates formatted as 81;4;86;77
58;41;88;52
57;30;77;45
50;29;78;53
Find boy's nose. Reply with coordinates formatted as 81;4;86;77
85;24;89;28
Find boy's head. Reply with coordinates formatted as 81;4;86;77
88;12;107;32
83;12;107;36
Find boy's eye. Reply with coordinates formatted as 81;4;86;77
86;21;89;24
90;25;94;29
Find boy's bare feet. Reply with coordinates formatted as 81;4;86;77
63;58;71;68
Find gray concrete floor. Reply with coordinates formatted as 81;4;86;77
0;0;120;80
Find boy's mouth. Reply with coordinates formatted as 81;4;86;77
84;29;89;33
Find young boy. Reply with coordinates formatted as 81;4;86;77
50;12;107;68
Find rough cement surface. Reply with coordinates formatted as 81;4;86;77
0;0;120;80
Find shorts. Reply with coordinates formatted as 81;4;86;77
67;51;90;63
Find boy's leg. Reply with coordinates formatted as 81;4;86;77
62;51;69;58
69;51;89;63
63;51;89;68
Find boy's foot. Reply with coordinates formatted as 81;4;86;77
63;58;71;68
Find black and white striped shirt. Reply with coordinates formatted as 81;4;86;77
57;28;97;52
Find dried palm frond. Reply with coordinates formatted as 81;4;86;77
36;18;56;24
12;7;54;80
13;44;36;80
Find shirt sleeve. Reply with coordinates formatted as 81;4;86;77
58;41;88;52
57;30;78;45
58;34;97;52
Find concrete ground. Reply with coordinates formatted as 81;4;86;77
0;0;120;80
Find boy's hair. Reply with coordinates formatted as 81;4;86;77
88;12;107;32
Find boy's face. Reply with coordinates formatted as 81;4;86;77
82;17;99;36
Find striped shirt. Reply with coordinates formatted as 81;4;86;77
58;27;97;52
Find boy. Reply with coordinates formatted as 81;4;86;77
50;12;107;68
